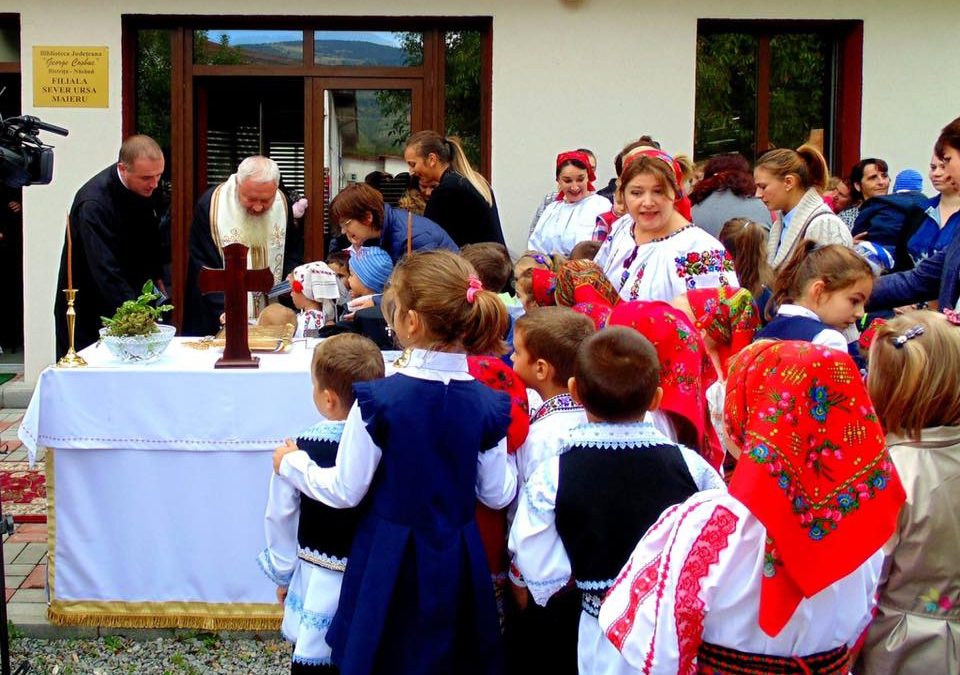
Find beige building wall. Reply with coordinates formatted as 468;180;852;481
5;0;960;385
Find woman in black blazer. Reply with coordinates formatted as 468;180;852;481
403;131;505;247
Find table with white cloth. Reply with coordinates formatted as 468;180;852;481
17;337;362;630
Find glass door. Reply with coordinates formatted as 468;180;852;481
308;78;421;258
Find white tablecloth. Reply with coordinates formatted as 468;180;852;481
17;338;357;628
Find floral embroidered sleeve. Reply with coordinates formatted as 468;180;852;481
599;491;736;675
672;248;740;293
507;456;571;607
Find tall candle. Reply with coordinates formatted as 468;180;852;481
66;216;73;290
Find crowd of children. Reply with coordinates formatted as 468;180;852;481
255;119;960;675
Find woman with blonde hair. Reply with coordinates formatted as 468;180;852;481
404;131;505;247
754;144;851;270
857;310;960;674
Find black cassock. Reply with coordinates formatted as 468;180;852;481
55;165;164;358
182;186;302;337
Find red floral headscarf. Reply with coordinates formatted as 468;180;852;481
556;150;596;192
607;300;723;470
686;287;759;375
724;340;905;637
467;355;530;454
555;259;621;309
531;268;558;307
571;302;613;330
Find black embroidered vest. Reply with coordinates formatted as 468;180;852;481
555;443;699;615
295;434;366;569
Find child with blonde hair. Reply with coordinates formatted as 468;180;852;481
857;310;960;674
274;250;516;674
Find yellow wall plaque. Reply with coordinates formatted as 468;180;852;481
33;46;108;108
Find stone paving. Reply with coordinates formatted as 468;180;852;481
0;408;50;632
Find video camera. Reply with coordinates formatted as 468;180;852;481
0;114;68;187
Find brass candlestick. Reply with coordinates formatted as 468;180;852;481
57;288;87;368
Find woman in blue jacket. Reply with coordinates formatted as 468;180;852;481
329;182;459;262
870;116;960;312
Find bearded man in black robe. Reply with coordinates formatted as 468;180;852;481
182;156;301;336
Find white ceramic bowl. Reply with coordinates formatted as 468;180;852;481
98;324;176;363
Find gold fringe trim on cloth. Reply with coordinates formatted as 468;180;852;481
45;449;56;599
49;600;282;630
45;448;281;631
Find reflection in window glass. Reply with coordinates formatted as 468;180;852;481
325;89;412;240
0;27;18;63
136;30;172;152
444;31;483;170
695;33;758;161
193;30;303;66
314;31;422;67
769;34;829;153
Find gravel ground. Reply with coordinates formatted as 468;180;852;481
9;634;293;674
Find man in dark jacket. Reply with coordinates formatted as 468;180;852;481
329;182;458;262
55;135;166;358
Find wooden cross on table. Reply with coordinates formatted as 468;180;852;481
198;242;274;369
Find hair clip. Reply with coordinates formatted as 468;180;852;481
529;253;548;266
893;325;925;348
943;308;960;326
466;275;483;303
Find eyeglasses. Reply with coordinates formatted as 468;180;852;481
339;219;354;232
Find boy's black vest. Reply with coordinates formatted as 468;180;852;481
295;429;366;569
555;440;698;616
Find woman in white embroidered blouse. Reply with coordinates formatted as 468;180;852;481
528;150;612;256
594;149;738;303
755;144;852;271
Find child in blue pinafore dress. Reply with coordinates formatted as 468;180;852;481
275;250;517;675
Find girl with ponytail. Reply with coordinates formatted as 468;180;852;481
754;144;852;270
274;248;516;674
404;130;506;247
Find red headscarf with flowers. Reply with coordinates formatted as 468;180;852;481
622;148;693;221
467;355;530;574
467;355;530;455
555;259;621;308
607;300;723;470
531;268;558;307
556;150;596;193
686;287;759;375
724;339;905;637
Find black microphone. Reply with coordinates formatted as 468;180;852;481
19;115;69;136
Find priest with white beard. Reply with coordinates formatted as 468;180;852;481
183;156;302;336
